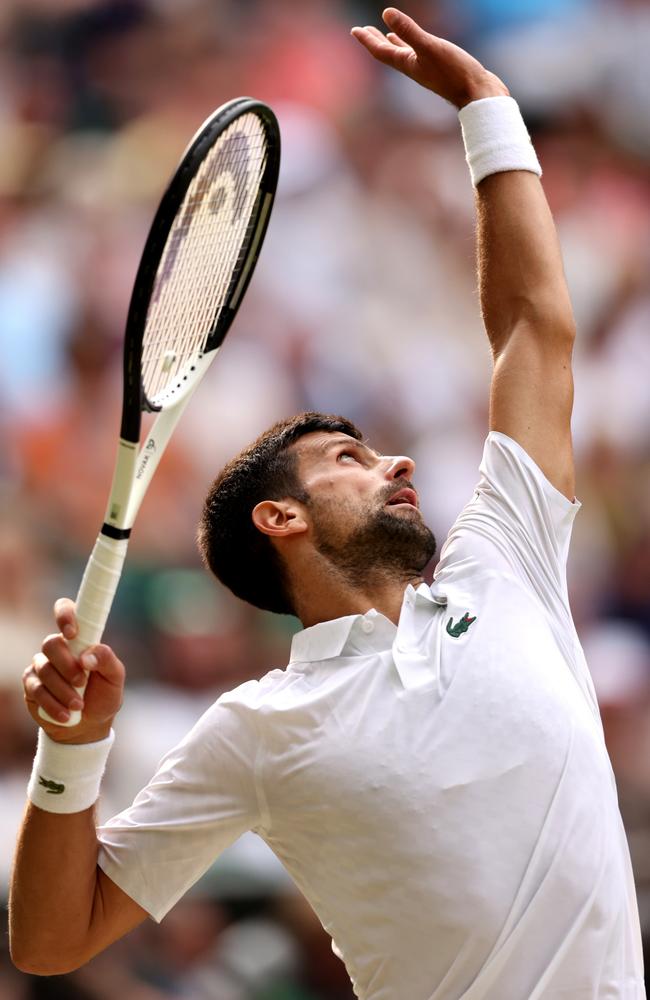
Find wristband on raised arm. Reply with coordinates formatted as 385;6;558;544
459;96;542;187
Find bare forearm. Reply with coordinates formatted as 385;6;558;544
353;8;577;495
477;168;576;497
10;803;100;974
476;171;576;355
351;12;574;350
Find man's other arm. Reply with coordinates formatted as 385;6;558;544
11;805;148;974
10;601;147;975
352;8;576;500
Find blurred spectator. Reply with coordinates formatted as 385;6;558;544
1;0;649;996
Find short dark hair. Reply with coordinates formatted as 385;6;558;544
197;412;363;615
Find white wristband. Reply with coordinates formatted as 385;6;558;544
459;96;541;188
27;729;115;814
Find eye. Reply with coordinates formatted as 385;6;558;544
337;450;359;463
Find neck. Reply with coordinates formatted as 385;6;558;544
292;561;423;628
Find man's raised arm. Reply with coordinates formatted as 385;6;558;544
352;8;576;500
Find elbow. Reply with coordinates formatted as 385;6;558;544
12;960;63;977
11;942;85;976
522;294;577;347
12;958;84;977
544;310;576;350
493;301;576;359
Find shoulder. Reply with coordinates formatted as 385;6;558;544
435;431;580;595
480;431;578;510
449;430;579;540
199;666;294;729
139;672;293;783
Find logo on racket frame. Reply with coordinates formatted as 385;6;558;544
152;131;251;306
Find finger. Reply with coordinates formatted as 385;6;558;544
362;25;388;43
32;652;85;711
386;31;412;50
24;660;78;724
351;25;413;71
41;633;86;687
365;24;414;52
74;645;125;720
80;644;125;690
382;8;433;49
351;25;379;46
54;597;77;641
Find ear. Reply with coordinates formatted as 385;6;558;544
252;499;309;539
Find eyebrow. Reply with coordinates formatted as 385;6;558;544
316;437;379;460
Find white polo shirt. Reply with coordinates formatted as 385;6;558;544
97;432;644;999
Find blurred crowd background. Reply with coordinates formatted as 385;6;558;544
1;0;649;996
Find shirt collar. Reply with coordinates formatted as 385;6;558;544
289;583;446;665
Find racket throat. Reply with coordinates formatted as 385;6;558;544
103;438;140;532
126;357;213;525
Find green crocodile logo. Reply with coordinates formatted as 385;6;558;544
38;776;65;795
446;612;477;639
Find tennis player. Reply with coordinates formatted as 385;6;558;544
10;9;645;998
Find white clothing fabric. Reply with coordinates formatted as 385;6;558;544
97;432;644;1000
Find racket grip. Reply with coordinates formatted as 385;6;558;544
39;533;129;728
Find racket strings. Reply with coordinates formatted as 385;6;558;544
141;112;269;404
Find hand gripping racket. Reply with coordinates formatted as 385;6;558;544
41;98;280;726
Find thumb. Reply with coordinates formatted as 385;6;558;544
80;644;125;688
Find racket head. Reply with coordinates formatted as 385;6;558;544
120;98;280;442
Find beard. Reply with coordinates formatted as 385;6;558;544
310;493;437;590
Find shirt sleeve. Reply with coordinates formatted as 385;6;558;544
434;431;580;625
97;687;261;922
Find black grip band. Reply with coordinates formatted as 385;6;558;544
101;523;132;540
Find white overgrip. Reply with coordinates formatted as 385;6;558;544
39;533;129;727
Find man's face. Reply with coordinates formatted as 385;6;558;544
290;431;436;585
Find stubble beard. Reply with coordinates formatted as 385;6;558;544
310;497;437;590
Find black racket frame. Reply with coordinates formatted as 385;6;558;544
119;98;281;443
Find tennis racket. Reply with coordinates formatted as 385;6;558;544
40;97;280;726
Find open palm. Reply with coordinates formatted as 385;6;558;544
351;8;508;109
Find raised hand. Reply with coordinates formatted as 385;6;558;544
23;598;125;744
351;7;508;108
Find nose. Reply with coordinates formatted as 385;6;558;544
383;454;415;482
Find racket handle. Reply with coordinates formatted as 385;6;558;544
39;533;130;727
